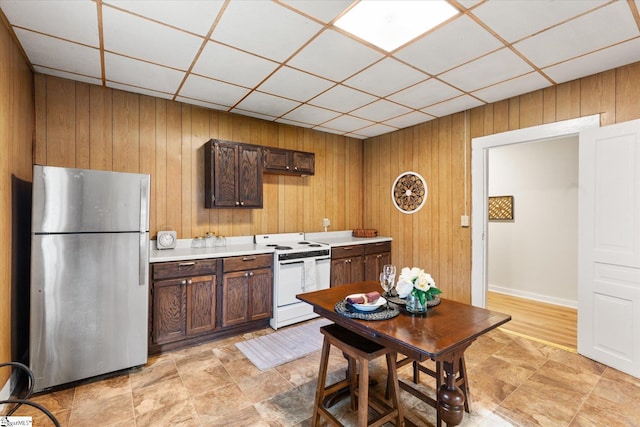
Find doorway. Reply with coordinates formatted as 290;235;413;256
470;116;601;346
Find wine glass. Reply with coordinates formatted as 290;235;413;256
383;264;396;296
379;272;392;310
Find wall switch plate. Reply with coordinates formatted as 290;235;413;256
461;215;470;227
322;218;330;227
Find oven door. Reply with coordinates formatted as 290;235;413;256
277;257;330;306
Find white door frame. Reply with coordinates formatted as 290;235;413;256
471;115;601;308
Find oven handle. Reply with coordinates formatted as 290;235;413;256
279;257;330;265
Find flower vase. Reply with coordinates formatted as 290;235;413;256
406;293;427;315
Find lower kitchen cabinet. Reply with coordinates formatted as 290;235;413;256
150;259;218;353
331;241;392;287
330;245;364;287
221;254;273;328
363;241;392;281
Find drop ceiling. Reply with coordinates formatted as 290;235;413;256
1;0;640;139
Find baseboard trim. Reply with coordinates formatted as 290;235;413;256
488;285;577;309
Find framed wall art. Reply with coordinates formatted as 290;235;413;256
488;195;514;221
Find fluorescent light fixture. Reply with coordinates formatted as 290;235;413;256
335;0;459;52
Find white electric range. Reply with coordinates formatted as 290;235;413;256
255;232;331;329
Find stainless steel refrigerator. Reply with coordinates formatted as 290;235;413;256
29;165;150;392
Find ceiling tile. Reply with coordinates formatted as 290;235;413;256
343;58;427;97
103;0;224;36
104;52;185;94
308;84;376;113
320;115;374;133
102;6;203;70
439;48;533;92
544;37;640;84
472;72;551;103
275;117;314;128
350;99;412;122
472;0;604;43
421;95;484;117
395;15;503;75
514;1;640;68
281;104;341;125
258;66;335;102
14;29;101;78
107;81;174;100
0;0;99;46
388;78;463;109
355;123;397;138
383;111;435;129
287;29;383;82
230;109;278;122
211;1;322;62
279;0;353;23
175;96;229;111
192;41;279;88
33;66;102;86
179;74;249;107
233;91;301;118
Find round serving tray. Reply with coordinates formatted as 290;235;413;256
334;300;400;321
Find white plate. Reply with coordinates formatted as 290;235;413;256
346;294;387;312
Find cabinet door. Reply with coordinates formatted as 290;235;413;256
221;271;249;327
364;252;391;282
331;258;351;287
292;151;315;175
238;144;263;207
350;256;364;283
151;278;186;345
263;148;291;173
249;268;273;321
186;274;217;336
213;141;239;207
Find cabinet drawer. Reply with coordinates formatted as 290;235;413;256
331;245;364;259
364;241;391;254
153;259;217;280
224;253;273;272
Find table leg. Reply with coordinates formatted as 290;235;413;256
437;357;465;426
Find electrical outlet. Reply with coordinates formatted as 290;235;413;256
461;215;470;227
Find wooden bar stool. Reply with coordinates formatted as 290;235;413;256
312;323;404;427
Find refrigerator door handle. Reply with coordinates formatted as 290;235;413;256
139;232;149;287
140;178;149;232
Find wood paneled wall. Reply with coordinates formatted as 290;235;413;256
0;18;34;380
34;75;365;240
364;62;640;304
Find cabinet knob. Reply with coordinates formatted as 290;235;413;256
240;201;244;206
294;166;298;170
235;201;240;206
187;279;192;285
181;280;187;285
286;166;290;170
245;272;249;277
249;272;254;277
377;254;382;259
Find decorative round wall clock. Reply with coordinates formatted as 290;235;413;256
392;171;427;214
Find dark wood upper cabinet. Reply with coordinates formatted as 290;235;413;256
204;139;263;208
263;147;315;176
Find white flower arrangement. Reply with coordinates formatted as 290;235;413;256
395;267;441;305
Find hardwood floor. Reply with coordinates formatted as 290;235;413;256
487;291;577;351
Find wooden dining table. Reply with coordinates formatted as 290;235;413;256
297;281;511;427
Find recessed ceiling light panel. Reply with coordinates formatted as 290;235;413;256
335;0;458;52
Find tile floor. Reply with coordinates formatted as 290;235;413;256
17;323;640;426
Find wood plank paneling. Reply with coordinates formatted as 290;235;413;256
1;19;34;381
364;62;640;304
30;61;640;309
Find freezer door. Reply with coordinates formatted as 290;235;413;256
32;165;150;233
29;232;148;391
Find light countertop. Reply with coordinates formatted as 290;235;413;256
305;231;392;247
150;236;273;263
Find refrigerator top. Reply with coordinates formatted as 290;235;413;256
32;165;150;234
